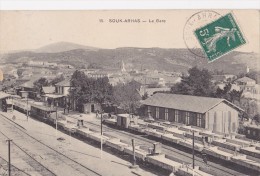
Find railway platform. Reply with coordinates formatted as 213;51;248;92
0;110;158;176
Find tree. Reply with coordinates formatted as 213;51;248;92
69;70;113;112
113;82;141;114
70;70;86;87
49;75;65;86
1;99;7;112
252;114;260;125
171;67;214;97
142;92;149;100
229;89;243;103
214;83;243;103
17;69;24;77
92;77;114;105
70;70;89;112
246;71;260;84
33;78;49;94
236;98;258;120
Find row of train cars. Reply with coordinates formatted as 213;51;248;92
11;100;210;176
12;99;260;175
103;114;260;174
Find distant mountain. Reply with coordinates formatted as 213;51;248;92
34;42;99;53
1;45;259;75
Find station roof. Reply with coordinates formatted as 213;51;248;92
141;93;244;113
236;76;255;83
42;94;64;99
19;80;35;89
42;86;55;94
31;104;56;112
0;92;10;99
55;79;71;87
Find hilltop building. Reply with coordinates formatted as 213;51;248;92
120;60;126;72
246;66;250;73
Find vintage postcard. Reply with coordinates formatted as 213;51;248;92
0;10;259;176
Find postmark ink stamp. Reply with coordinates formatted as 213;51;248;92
194;13;246;62
183;10;221;58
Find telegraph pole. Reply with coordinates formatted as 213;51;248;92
11;96;13;113
55;100;58;138
26;96;29;121
6;139;12;176
100;111;103;159
192;130;195;173
132;139;136;166
130;139;138;169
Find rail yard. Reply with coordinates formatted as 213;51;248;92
1;101;260;176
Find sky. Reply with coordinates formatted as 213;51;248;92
0;10;259;53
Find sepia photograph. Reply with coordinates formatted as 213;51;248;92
0;9;259;176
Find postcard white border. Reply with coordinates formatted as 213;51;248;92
0;0;259;10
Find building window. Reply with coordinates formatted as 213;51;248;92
156;107;159;119
175;110;179;122
165;108;168;121
253;131;256;136
147;106;151;115
197;114;202;127
185;112;190;125
247;130;250;135
228;112;231;132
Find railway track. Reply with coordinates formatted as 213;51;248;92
2;110;258;176
0;155;31;176
0;113;102;176
82;120;259;176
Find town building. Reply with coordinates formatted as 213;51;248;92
212;74;237;83
216;83;240;92
234;77;260;100
52;79;72;107
138;87;171;97
27;61;58;67
87;71;109;79
17;80;36;99
141;93;244;134
41;86;55;102
235;76;256;87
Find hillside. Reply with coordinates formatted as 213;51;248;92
1;43;259;74
34;41;99;53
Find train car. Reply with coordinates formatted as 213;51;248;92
30;104;56;121
13;99;31;114
244;125;260;141
116;114;138;129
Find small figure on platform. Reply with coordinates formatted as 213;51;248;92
96;110;100;118
67;102;70;114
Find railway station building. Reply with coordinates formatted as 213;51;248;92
142;93;244;134
0;91;11;112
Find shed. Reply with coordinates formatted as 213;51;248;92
142;93;244;134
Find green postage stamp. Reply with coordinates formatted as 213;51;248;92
194;13;246;62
